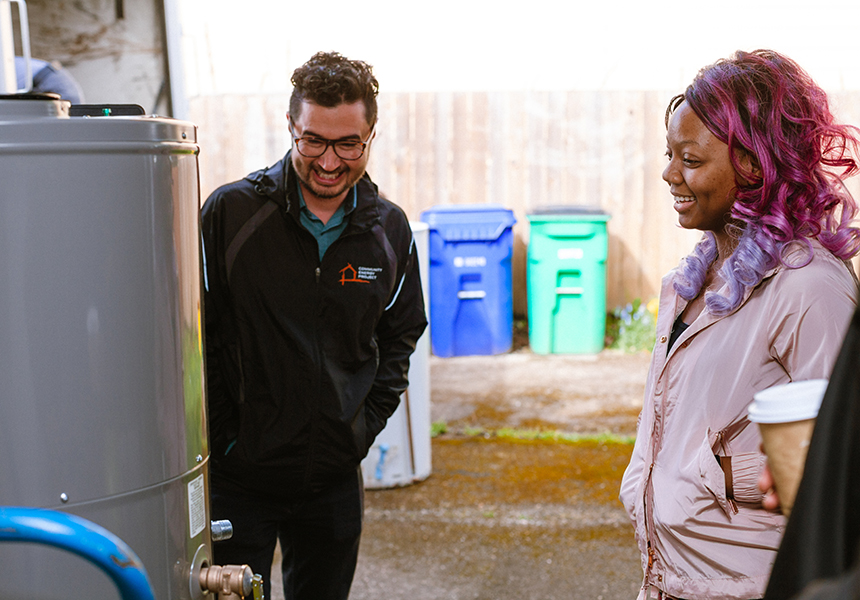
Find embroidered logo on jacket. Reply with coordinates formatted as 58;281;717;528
339;263;383;285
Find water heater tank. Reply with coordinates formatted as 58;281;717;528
0;95;210;599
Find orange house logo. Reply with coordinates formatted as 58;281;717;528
339;263;370;285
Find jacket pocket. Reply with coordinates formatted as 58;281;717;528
350;404;370;461
697;435;732;516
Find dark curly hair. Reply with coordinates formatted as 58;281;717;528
289;51;379;126
666;49;860;315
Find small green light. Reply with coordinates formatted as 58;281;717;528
102;108;111;116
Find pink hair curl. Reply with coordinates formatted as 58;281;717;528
668;49;860;314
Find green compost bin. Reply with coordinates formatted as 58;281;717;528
527;206;610;354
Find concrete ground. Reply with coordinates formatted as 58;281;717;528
271;348;652;600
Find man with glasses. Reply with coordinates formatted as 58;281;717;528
201;51;427;600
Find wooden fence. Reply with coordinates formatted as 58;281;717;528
191;90;860;317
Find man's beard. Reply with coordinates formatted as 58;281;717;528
297;164;364;200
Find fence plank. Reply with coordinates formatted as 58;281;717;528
191;90;860;316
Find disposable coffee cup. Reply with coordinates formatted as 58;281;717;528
748;379;828;517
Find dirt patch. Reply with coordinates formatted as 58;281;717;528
350;437;642;600
430;349;651;436
270;350;652;600
354;518;640;600
370;438;634;510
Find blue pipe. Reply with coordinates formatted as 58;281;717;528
0;507;156;600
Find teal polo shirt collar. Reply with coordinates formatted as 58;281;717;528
296;182;357;261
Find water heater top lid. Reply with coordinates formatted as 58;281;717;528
0;93;69;120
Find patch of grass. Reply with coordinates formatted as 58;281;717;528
430;421;448;437
457;426;634;445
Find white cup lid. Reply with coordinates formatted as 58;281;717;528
748;379;828;424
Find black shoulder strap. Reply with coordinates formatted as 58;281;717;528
225;200;279;281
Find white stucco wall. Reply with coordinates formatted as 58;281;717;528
25;0;169;113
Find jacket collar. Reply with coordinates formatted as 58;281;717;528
244;151;381;231
659;238;830;367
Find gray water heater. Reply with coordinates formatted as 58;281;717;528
0;95;211;599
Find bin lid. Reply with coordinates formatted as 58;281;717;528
419;204;517;242
528;204;610;222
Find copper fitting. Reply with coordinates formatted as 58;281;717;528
199;564;253;598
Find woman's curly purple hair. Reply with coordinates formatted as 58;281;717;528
668;49;860;315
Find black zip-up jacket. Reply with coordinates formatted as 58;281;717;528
201;152;427;495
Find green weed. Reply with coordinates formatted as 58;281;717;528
605;298;658;353
430;421;448;437
461;426;634;445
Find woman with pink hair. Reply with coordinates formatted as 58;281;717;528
620;50;860;600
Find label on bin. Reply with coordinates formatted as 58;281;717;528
453;256;487;268
558;248;584;260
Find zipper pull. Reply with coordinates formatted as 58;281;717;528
315;267;320;283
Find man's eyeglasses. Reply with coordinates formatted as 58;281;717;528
290;125;375;161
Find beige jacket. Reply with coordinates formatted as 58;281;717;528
620;239;858;600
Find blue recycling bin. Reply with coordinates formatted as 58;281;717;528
420;204;517;357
